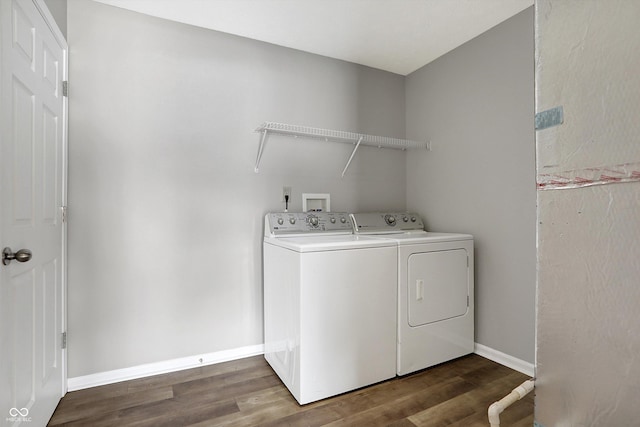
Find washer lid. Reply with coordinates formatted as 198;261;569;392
264;235;396;252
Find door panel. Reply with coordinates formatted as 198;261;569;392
42;106;59;224
12;3;35;67
1;0;67;425
12;78;35;224
42;258;59;383
43;45;59;95
11;269;36;408
408;249;469;326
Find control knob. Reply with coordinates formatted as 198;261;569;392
330;217;336;223
340;217;347;223
289;218;296;225
277;218;284;225
308;215;319;227
384;215;396;226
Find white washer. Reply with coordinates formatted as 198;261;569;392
263;212;397;404
351;212;474;376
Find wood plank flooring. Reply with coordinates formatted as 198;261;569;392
48;354;534;426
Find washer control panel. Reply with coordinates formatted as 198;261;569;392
266;212;353;235
350;212;425;233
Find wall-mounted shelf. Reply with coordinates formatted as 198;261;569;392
254;122;430;177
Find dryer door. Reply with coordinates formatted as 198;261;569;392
407;249;469;326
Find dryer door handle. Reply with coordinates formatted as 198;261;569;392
416;279;424;301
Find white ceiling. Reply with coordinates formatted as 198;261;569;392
92;0;533;76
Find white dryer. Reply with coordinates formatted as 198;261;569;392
263;212;397;404
351;212;474;376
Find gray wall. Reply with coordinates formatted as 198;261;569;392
535;1;640;425
43;0;66;38
67;0;407;377
66;1;537;379
405;8;536;363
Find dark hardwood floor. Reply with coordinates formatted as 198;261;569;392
48;354;534;426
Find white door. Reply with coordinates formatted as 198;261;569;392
0;0;67;425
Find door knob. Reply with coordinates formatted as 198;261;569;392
2;247;32;266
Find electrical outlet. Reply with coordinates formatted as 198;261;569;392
282;186;292;202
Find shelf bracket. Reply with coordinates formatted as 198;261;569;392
254;129;268;173
341;136;364;177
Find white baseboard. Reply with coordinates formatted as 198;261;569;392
474;343;535;377
67;344;264;392
68;343;531;392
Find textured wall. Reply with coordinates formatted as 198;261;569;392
406;8;536;364
67;0;406;377
535;1;640;425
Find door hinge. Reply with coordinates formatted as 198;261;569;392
467;295;470;307
61;332;67;349
61;206;68;223
62;81;68;97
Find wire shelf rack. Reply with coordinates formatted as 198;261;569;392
254;122;430;176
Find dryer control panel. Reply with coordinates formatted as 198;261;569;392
350;212;425;233
265;212;353;236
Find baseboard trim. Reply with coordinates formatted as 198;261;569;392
67;344;265;391
474;343;535;377
68;343;531;391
